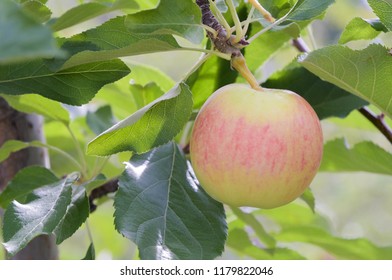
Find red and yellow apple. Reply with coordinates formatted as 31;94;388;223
190;84;323;209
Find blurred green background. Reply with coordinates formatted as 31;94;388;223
1;0;391;260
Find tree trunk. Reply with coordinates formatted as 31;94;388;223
0;97;58;260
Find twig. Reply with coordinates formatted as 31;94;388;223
358;108;392;144
89;178;119;212
182;143;190;154
292;38;392;145
292;38;310;53
195;0;247;57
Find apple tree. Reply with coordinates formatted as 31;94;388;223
0;0;391;260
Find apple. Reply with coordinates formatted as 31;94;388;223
190;83;323;209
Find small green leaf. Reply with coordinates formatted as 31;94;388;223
227;228;306;260
285;0;335;22
82;174;108;193
129;63;175;92
230;207;276;248
339;17;388;44
82;243;96;260
114;142;227;260
0;139;82;173
253;0;334;37
258;203;330;230
0;0;62;64
0;59;130;105
130;82;164;109
187;56;238;108
2;173;78;256
299;44;392;118
21;0;52;23
0;140;29;164
368;0;392;31
320;138;392;175
61;16;182;70
245;24;292;72
86;105;116;135
262;62;368;119
300;188;315;213
0;166;58;208
244;0;333;66
54;186;89;244
87;83;193;156
51;0;138;31
125;0;203;44
0;94;69;124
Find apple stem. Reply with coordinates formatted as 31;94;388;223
231;54;263;91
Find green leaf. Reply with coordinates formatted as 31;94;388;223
0;166;58;208
0;140;82;173
82;243;96;260
21;0;52;23
0;0;62;64
227;228;306;260
0;59;130;105
130;82;164;109
254;0;334;36
87;83;193;156
339;17;388;44
0;140;29;164
0;94;69;124
285;0;335;22
2;173;78;256
187;56;238;108
86;105;116;135
262;62;368;119
275;226;392;259
82;174;108;193
61;16;182;70
368;0;392;31
300;188;315;213
299;44;392;118
18;0;48;4
243;0;333;66
245;24;292;72
125;0;203;44
114;142;227;260
230;207;276;248
129;63;175;92
51;0;138;31
245;1;323;72
320;138;392;175
258;203;330;230
54;186;90;244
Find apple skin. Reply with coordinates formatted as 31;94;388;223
190;84;323;209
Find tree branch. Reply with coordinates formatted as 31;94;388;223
358;108;392;144
195;0;247;56
89;179;119;212
292;38;310;53
291;38;392;145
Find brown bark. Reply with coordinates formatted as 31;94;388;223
0;97;58;260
